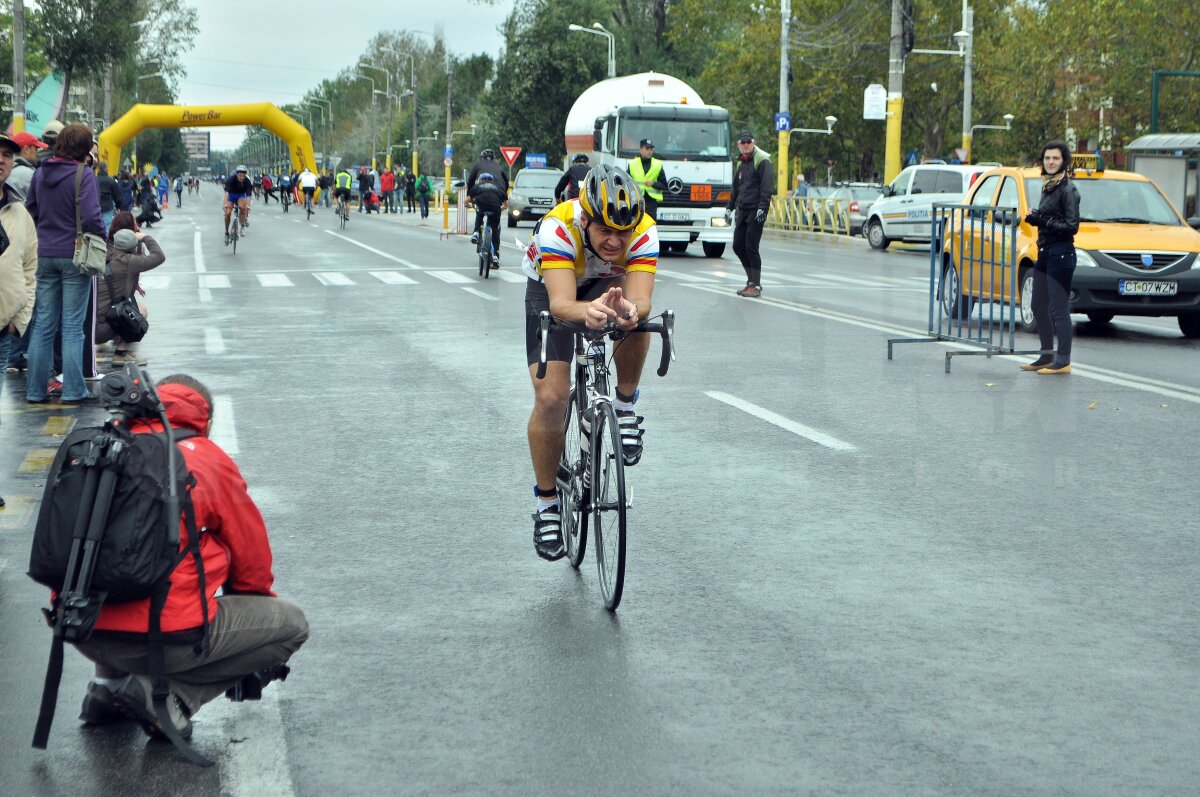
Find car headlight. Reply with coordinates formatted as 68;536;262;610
1075;249;1099;267
711;216;729;227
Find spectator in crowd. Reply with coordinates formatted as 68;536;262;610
394;168;408;213
726;129;773;299
380;167;395;214
415;171;432;218
23;123;105;404
318;169;332;207
137;191;163;229
96;213;164;367
174;174;184;207
404;168;417;213
137;173;153;204
39;120;64;164
8;132;46;197
261;172;275;204
96;162;121;232
73;374;309;741
357;167;373;213
115;170;137;213
1;132;40;506
157;171;169;208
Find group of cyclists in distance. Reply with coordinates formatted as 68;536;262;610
221;166;324;242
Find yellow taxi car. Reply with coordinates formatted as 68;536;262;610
939;161;1200;338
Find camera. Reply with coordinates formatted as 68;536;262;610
99;362;164;418
225;663;291;702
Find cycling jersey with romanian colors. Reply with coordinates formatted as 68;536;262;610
521;199;658;285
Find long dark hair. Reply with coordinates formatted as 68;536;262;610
108;210;137;240
1039;140;1072;176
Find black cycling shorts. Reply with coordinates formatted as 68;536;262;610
302;186;316;196
524;277;615;366
333;188;351;201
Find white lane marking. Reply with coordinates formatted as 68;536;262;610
199;274;231;289
490;269;525;283
140;275;171;290
462;287;499;301
210;693;297;797
699;270;743;281
706;391;857;452
686;284;1200;404
210;396;238;454
810;272;894;287
427;270;473;284
313;272;356;286
204;329;225;355
656;270;719;283
199;288;212;303
193;231;206;273
257;273;295;287
324;230;423;268
369;270;419;285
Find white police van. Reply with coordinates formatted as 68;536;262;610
865;163;990;249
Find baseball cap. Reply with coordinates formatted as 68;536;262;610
42;120;65;138
737;130;754;143
11;132;47;150
639;138;654;148
113;229;139;252
0;134;22;155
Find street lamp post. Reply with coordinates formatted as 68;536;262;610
309;97;333;169
389;49;419;176
305;102;327;169
354;73;378;170
360;62;392;169
132;71;165;170
567;23;616;78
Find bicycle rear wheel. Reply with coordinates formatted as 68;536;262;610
591;402;626;610
558;386;588;568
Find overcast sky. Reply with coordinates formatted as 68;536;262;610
174;0;515;151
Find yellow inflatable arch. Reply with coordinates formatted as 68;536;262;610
98;102;317;176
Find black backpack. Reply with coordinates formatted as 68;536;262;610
27;419;213;766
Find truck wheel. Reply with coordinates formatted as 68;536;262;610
702;242;725;258
867;219;890;250
665;242;688;254
1179;314;1200;338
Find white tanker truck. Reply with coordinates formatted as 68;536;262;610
563;72;733;258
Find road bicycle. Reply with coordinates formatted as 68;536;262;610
535;309;676;610
337;196;350;229
477;212;497;278
304;190;314;220
281;186;291;213
225;204;243;254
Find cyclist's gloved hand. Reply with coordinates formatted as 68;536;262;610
755;209;766;224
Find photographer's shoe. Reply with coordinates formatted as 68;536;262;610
532;505;565;561
80;680;133;725
114;675;193;741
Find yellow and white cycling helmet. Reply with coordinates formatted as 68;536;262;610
579;164;644;231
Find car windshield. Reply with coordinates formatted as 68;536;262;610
1024;178;1181;226
516;171;562;189
616;118;730;160
851;187;883;201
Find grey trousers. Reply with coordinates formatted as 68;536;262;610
76;595;308;715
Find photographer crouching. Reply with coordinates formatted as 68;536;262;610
72;374;308;742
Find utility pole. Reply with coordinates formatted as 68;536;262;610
103;65;113;131
885;0;906;183
444;54;453;232
12;0;26;134
961;3;974;163
777;0;791;199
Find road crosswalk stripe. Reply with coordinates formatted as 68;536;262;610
657;270;719;283
313;272;356;286
370;271;419;285
257;273;295;287
427;270;474;284
462;287;499;301
199;274;230;288
492;269;527;283
810;272;893;287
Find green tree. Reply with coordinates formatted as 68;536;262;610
37;0;139;100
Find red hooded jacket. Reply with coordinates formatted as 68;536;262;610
93;384;276;634
380;171;395;192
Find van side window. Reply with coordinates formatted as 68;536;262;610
910;169;942;195
934;170;967;194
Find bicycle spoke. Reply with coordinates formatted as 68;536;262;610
591;403;626;610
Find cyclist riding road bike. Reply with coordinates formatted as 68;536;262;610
223;166;253;241
522;164;658;561
298;167;318;214
333;168;353;216
468;172;507;264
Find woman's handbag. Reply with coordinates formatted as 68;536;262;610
72;164;108;275
104;270;149;342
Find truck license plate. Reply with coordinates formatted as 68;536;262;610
657;211;690;222
1118;280;1178;296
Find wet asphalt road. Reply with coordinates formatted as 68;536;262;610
1;193;1198;796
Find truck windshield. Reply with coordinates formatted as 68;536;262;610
617;118;730;161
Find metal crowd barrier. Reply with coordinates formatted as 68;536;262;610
767;196;851;236
887;203;1038;372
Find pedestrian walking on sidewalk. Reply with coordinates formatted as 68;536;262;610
727;130;773;298
404;168;417;213
1020;140;1080;375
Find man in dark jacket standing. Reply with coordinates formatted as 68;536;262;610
357;167;373;213
727;130;774;298
96;163;121;231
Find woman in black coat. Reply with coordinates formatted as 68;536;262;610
1021;140;1080;375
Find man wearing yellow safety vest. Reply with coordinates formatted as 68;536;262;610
628;139;669;221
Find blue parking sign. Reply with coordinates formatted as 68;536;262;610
443;145;453;158
774;112;791;132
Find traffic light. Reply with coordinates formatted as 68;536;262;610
902;0;915;55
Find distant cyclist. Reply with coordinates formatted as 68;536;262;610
298;168;318;214
555;154;590;202
223;166;252;241
467;148;508;194
278;172;292;206
521;165;658;561
468;173;507;263
333;168;353;216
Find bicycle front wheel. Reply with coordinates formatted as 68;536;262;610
591;402;626;610
558;386;588;568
